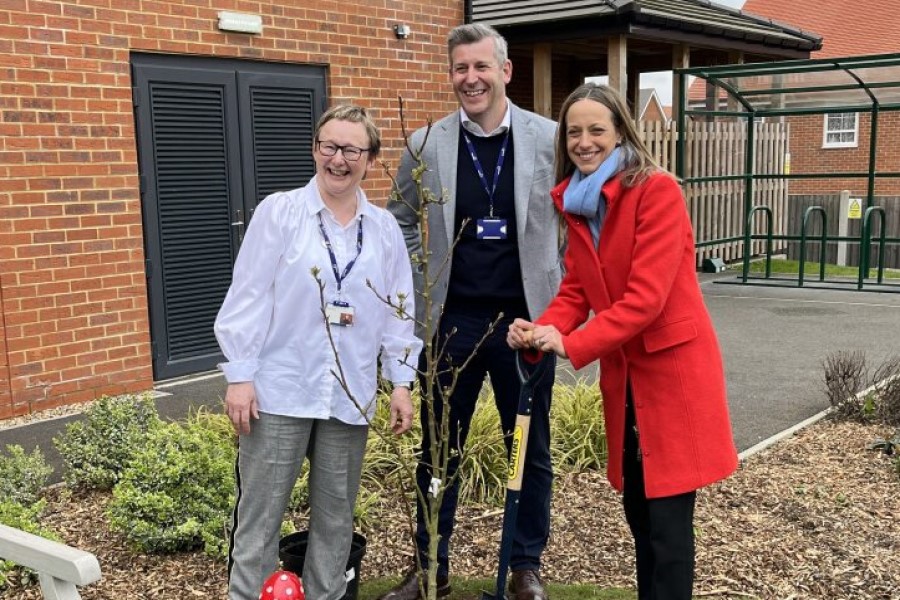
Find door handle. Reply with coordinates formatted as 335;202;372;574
232;209;245;245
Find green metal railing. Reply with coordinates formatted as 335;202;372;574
860;206;888;288
734;205;898;292
743;206;772;282
675;53;900;293
798;206;827;286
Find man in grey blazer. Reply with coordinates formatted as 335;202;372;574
382;23;560;600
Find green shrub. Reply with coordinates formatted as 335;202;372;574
550;380;607;472
872;357;900;426
823;351;900;425
823;350;869;421
107;416;236;557
358;382;608;509
188;405;238;449
353;487;381;531
0;445;52;505
458;390;507;506
0;499;59;590
361;391;419;493
53;394;162;490
454;380;608;505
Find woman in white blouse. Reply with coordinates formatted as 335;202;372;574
215;104;422;600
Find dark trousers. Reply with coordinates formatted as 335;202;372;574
414;309;555;577
623;394;696;600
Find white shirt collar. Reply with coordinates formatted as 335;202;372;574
459;100;511;137
309;174;366;226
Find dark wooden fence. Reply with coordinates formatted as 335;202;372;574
786;194;900;269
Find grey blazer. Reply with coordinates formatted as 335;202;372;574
388;103;561;336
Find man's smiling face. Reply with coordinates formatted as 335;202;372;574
449;37;511;130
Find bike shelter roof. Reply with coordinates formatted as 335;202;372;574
678;52;900;116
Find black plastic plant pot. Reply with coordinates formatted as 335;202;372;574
278;531;367;600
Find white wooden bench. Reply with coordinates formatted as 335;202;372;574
0;523;101;600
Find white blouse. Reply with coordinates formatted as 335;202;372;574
214;177;421;425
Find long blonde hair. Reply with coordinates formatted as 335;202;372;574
554;83;660;187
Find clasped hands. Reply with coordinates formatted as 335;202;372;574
507;317;567;358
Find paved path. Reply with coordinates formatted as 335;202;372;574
2;276;899;480
704;275;900;450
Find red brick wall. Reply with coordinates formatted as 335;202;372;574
641;101;666;123
0;0;462;419
787;112;900;196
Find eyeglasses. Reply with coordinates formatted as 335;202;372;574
315;140;371;161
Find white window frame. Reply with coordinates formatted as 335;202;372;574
822;112;859;148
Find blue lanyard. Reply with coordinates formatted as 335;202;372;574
317;213;363;295
462;129;510;217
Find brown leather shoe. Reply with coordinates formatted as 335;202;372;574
509;569;548;600
377;568;451;600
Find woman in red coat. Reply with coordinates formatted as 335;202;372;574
508;83;738;600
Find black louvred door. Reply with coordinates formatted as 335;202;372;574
133;55;325;380
239;71;321;209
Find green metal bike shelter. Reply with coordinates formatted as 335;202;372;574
676;52;900;292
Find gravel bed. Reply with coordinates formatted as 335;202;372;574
5;419;899;599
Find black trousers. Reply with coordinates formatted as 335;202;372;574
623;393;696;600
414;309;554;577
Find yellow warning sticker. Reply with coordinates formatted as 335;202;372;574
848;198;862;220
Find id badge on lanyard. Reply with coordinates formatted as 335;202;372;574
318;213;363;326
477;217;508;240
326;300;355;327
465;129;510;241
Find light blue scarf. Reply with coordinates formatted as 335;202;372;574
563;147;623;246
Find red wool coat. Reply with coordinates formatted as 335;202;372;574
540;171;738;498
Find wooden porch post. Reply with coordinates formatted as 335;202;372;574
627;62;640;117
533;43;553;118
608;35;627;99
727;50;745;113
671;44;690;122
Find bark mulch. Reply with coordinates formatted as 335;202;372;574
5;419;899;599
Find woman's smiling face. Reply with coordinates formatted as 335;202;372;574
313;119;374;203
564;98;622;176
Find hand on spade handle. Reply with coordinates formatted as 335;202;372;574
508;318;567;359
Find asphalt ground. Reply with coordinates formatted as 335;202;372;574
702;273;900;450
2;274;899;481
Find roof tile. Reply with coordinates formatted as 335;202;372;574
742;0;900;58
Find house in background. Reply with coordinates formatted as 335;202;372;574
682;0;900;270
745;0;900;196
637;88;668;123
695;0;900;196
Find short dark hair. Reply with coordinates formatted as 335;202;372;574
447;23;508;67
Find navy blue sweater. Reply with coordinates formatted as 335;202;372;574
446;127;528;319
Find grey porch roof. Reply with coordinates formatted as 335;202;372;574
470;0;823;54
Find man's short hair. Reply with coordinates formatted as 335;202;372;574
447;23;508;67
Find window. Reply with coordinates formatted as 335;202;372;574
822;112;858;148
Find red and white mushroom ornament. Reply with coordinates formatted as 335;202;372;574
259;570;305;600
